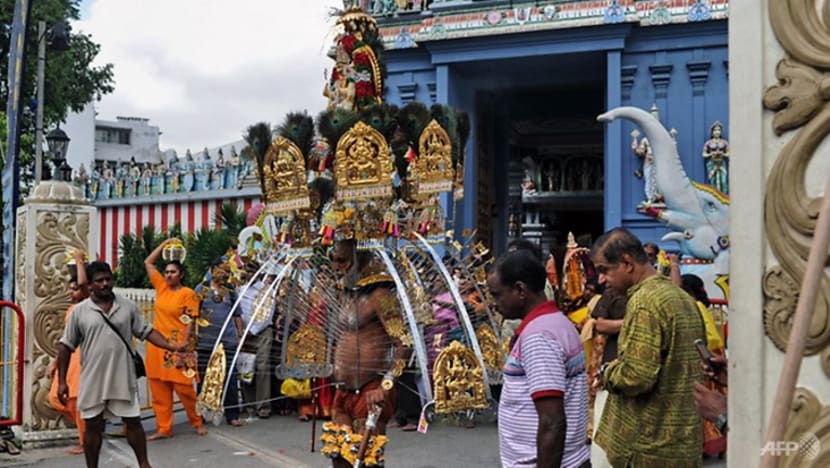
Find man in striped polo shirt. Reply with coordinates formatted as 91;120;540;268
488;250;590;468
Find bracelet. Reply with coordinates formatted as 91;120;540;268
381;373;395;391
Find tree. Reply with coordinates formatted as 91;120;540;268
215;202;247;239
1;0;115;200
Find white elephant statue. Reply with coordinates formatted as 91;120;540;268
598;106;730;300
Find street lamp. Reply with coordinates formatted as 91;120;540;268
46;126;71;182
35;20;71;183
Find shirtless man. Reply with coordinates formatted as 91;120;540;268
329;239;409;468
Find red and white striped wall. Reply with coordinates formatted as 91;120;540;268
96;195;260;269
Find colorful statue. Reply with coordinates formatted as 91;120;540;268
702;121;729;194
323;8;383;112
141;163;153;196
600;106;730;300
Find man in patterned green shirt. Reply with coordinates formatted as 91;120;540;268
590;228;705;468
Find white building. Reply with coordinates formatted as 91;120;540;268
64;105;165;173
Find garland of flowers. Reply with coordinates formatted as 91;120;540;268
329;33;382;111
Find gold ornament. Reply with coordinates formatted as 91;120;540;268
263;137;311;215
334;121;393;202
320;421;388;466
377;294;413;347
432;340;488;414
475;323;504;372
197;344;226;422
412;120;454;196
285;323;328;367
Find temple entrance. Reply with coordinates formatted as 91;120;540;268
477;83;605;261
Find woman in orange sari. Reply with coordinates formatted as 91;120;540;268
49;250;89;454
144;238;206;440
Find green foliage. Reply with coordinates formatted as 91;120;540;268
215;202;247;240
183;228;233;289
1;0;115;202
114;224;182;288
114;225;164;288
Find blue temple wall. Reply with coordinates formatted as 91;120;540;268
616;21;729;248
383;19;728;251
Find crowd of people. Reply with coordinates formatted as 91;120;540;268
50;227;728;467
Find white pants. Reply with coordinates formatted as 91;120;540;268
591;389;614;468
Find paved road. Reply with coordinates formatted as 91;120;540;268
2;413;726;467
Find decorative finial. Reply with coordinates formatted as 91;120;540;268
650;103;660;120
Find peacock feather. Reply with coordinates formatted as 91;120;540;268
316;108;359;148
277;112;315;159
360;103;398;142
242;122;273;195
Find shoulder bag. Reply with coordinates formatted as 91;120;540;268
97;309;146;379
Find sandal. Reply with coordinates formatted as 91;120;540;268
227;419;243;427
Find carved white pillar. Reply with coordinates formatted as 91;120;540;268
731;1;830;465
15;181;95;445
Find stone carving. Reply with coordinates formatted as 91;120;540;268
23;210;90;430
763;0;830;376
775;387;830;466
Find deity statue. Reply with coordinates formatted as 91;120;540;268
702;121;729;194
152;162;165;195
181;149;196;192
226;146;240;188
194;147;210;191
580;158;592;191
507;211;519;238
214;148;226;189
323;10;383;112
142;163;153;196
115;162;128;197
631;130;660;203
521;169;536;195
89;165;100;200
75;163;89;189
101;162;114;199
128;159;141;197
543;160;560;192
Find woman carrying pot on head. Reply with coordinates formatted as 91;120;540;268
144;238;207;440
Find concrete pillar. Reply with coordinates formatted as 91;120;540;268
15;181;95;445
730;1;830;465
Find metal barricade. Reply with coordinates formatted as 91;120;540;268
0;301;24;428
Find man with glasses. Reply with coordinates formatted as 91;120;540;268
589;228;704;468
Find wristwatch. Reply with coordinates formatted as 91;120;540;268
599;363;608;380
714;413;728;434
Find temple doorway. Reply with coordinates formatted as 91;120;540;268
478;84;606;262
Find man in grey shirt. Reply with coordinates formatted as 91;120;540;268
57;261;183;468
